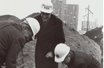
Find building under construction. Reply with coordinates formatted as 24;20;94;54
81;5;98;31
52;0;79;30
82;21;98;31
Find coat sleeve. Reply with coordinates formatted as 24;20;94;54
51;19;65;53
55;20;65;44
5;37;25;68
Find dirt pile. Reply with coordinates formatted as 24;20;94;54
0;15;20;23
0;14;101;68
63;24;101;62
84;26;103;54
17;24;101;68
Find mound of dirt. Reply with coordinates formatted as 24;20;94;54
0;14;101;68
63;24;101;62
17;24;101;68
0;15;20;23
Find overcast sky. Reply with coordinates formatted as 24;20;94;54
0;0;42;18
0;0;103;30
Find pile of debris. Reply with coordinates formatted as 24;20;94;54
84;26;103;54
63;24;101;62
0;14;102;68
0;15;20;23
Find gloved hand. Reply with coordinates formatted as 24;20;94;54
45;51;53;58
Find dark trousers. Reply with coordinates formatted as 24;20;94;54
0;63;1;68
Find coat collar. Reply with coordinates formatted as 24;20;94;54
36;14;57;38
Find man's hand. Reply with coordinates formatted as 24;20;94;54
45;51;53;58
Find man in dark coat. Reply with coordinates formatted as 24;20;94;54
0;17;40;68
54;43;101;68
34;0;65;68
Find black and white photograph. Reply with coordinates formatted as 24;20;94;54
0;0;103;68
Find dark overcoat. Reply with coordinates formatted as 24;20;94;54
68;50;101;68
0;22;26;68
34;14;65;68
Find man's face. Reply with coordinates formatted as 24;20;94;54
62;54;71;65
21;22;33;42
41;11;51;22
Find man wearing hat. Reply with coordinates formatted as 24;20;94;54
0;17;40;68
54;43;101;68
34;0;65;68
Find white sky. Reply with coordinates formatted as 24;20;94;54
0;0;42;18
0;0;103;30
